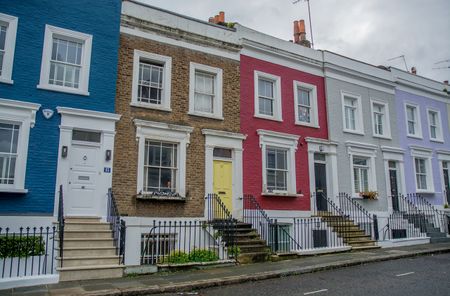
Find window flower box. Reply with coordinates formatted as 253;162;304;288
359;191;378;200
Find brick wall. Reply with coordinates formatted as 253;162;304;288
113;34;240;217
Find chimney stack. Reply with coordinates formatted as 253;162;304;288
208;11;225;25
444;80;449;85
411;67;417;75
293;19;311;48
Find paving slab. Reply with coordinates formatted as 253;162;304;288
4;242;450;295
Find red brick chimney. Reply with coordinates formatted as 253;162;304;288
293;20;311;48
208;11;225;25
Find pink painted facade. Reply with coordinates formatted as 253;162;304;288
240;54;328;211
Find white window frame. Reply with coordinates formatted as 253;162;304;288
254;71;282;122
370;99;391;139
404;103;422;139
293;81;319;128
37;25;92;96
0;13;18;84
0;98;40;193
427;108;443;143
437;151;450;205
131;50;172;111
341;91;364;135
257;129;299;196
134;119;193;197
188;62;223;120
346;143;377;197
410;147;434;193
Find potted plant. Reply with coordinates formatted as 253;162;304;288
359;191;378;200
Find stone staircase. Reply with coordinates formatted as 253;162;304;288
56;217;124;281
212;221;270;264
403;213;450;243
318;212;380;251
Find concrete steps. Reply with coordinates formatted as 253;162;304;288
212;221;270;264
318;211;379;250
57;217;124;281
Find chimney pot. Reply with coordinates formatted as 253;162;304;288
444;80;449;85
298;20;306;34
208;17;215;23
219;11;225;23
411;67;417;75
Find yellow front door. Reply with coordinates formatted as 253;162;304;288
213;160;233;212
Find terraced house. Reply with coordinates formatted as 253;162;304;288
113;1;246;266
0;0;122;287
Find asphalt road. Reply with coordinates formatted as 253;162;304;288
156;253;450;296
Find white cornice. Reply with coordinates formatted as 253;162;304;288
134;119;194;134
345;141;378;150
381;146;405;154
202;129;247;140
257;129;301;141
0;98;41;111
409;145;433;153
57;107;121;121
305;137;338;146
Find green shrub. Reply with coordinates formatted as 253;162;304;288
228;246;241;257
0;236;45;258
166;251;190;264
188;249;219;262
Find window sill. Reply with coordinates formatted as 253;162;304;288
407;134;423;140
295;122;320;129
188;111;224;121
343;129;365;136
261;192;303;198
0;188;28;194
37;84;89;96
430;138;444;144
254;114;283;122
136;193;186;201
373;134;392;140
0;77;14;85
415;190;434;194
130;102;172;112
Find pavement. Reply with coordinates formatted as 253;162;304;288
3;242;450;296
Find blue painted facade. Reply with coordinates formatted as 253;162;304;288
0;0;121;214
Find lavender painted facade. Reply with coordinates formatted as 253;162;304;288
392;68;450;207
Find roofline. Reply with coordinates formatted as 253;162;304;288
124;0;236;32
322;50;390;73
389;66;446;85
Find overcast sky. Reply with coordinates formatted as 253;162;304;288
138;0;450;83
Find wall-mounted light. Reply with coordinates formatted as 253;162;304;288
105;149;112;161
61;146;68;158
319;145;324;152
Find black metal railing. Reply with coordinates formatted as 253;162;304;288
338;192;378;240
243;194;301;253
0;226;57;279
393;193;449;235
383;211;427;240
205;193;233;222
57;185;64;267
292;217;346;251
140;220;234;265
107;188;126;264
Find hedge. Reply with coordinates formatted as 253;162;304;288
0;236;46;258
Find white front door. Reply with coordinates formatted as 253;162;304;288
66;144;100;216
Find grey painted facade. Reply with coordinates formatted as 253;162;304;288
323;51;403;213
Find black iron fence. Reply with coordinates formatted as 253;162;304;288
205;193;233;222
292;217;346;251
383;212;427;240
107;188;126;264
243;194;301;253
57;185;64;267
392;193;449;235
338;192;379;240
0;226;57;279
140;220;235;265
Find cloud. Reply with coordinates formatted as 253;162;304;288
137;0;450;82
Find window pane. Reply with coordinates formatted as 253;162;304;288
275;170;287;190
361;169;369;191
353;157;367;166
146;142;161;166
213;148;232;158
267;169;276;189
0;123;19;153
0;51;4;76
353;168;360;193
194;93;213;113
146;167;160;190
267;149;276;169
407;106;415;121
258;79;273;98
430;126;437;139
72;130;101;143
298;106;310;123
0;25;6;50
298;88;310;106
276;149;287;169
408;121;415;135
143;140;178;193
259;97;273;116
